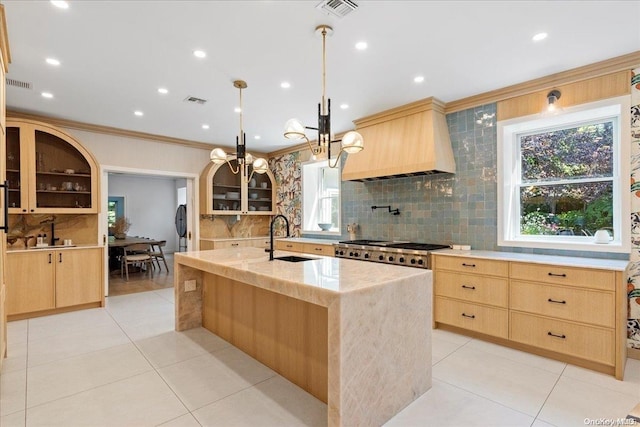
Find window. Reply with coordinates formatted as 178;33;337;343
107;196;125;231
498;96;630;252
302;160;341;234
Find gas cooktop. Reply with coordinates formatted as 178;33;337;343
334;240;450;269
338;240;450;251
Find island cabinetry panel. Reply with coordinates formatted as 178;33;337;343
274;240;304;253
199;158;276;215
6;247;104;318
6;119;99;214
202;273;328;403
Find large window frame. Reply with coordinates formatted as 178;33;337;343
301;159;341;235
497;96;630;253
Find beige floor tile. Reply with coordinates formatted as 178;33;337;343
27;322;130;367
531;419;558;427
154;287;175;303
180;327;233;354
1;340;27;373
561;358;640;398
192;376;326;427
158;413;202;427
118;312;176;342
6;320;28;345
24;371;188;427
209;345;276;384
433;345;560;416
105;293;174;324
135;329;224;369
385;379;534;426
466;339;567;374
0;410;25;427
158;352;262;411
0;369;26;417
27;308;116;342
432;335;465;365
432;328;473;346
537;376;639;427
26;343;153;408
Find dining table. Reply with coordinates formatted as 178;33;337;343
107;236;161;272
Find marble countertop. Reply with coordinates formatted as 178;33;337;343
276;237;341;245
175;247;430;307
432;249;629;271
7;244;103;253
199;236;269;242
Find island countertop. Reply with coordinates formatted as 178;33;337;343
174;247;432;426
174;247;429;308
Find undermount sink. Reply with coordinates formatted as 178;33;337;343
274;255;315;262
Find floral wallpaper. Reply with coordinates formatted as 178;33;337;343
628;67;640;350
269;151;303;237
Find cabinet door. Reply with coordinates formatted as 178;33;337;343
6;251;55;315
211;159;243;214
55;248;103;307
6;126;27;213
245;164;276;215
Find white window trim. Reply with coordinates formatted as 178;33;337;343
301;159;342;236
497;95;630;253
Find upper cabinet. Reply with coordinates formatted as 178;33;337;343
6;119;99;214
200;158;276;215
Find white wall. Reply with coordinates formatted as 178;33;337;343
109;174;180;253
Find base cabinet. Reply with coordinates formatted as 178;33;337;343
275;240;334;257
7;247;103;318
433;253;627;379
200;238;271;251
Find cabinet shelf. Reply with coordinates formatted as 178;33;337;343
36;171;91;178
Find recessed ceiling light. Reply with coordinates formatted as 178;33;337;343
234;107;241;113
134;111;144;116
532;32;548;42
45;58;60;66
50;1;69;9
193;50;206;58
355;41;368;50
414;75;425;83
41;92;53;99
280;81;291;89
202;124;210;130
254;135;261;140
157;87;168;94
340;103;349;109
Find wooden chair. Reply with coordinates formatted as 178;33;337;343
150;240;169;271
121;243;153;281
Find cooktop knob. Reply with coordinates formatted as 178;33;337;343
349;252;354;257
410;259;416;264
364;253;369;259
388;256;394;262
399;257;405;263
354;252;359;257
418;259;424;265
378;255;384;261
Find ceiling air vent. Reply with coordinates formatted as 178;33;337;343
315;0;358;18
6;78;32;90
183;96;207;105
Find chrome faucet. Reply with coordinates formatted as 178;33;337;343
267;214;290;261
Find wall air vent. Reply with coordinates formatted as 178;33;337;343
183;96;207;105
6;78;32;90
315;0;358;18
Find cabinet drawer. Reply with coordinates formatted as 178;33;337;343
252;239;271;249
303;243;334;256
510;262;614;291
510;312;614;365
510;280;614;328
433;255;508;277
435;271;508;308
275;240;303;252
435;297;508;338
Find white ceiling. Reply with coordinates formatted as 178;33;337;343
3;1;640;153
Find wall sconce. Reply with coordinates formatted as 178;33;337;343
210;80;269;182
283;25;364;168
545;89;562;113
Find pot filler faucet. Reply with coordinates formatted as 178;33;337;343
266;214;290;261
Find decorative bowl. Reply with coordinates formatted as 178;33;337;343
226;192;240;199
318;223;332;231
250;193;258;199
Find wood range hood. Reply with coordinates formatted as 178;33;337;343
341;97;456;181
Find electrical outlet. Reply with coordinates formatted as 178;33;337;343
184;279;197;292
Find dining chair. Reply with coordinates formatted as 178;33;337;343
150;240;169;271
121;243;153;281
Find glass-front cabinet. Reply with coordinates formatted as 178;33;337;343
6;119;99;214
200;157;276;215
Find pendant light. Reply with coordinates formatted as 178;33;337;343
283;25;363;168
210;80;269;180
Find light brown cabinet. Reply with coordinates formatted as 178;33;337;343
199;159;276;215
200;238;271;250
6;119;99;214
274;240;335;257
432;253;627;379
6;247;103;318
0;3;9;369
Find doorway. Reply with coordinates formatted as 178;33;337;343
100;166;199;297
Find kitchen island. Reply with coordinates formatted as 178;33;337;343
174;247;432;426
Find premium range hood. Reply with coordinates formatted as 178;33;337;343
341;97;456;181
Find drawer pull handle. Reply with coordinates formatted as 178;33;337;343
315;248;322;251
231;243;239;247
461;313;475;319
461;285;476;290
462;263;476;268
547;272;567;277
547;331;566;339
547;298;566;304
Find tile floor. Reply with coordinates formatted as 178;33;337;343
1;288;639;427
